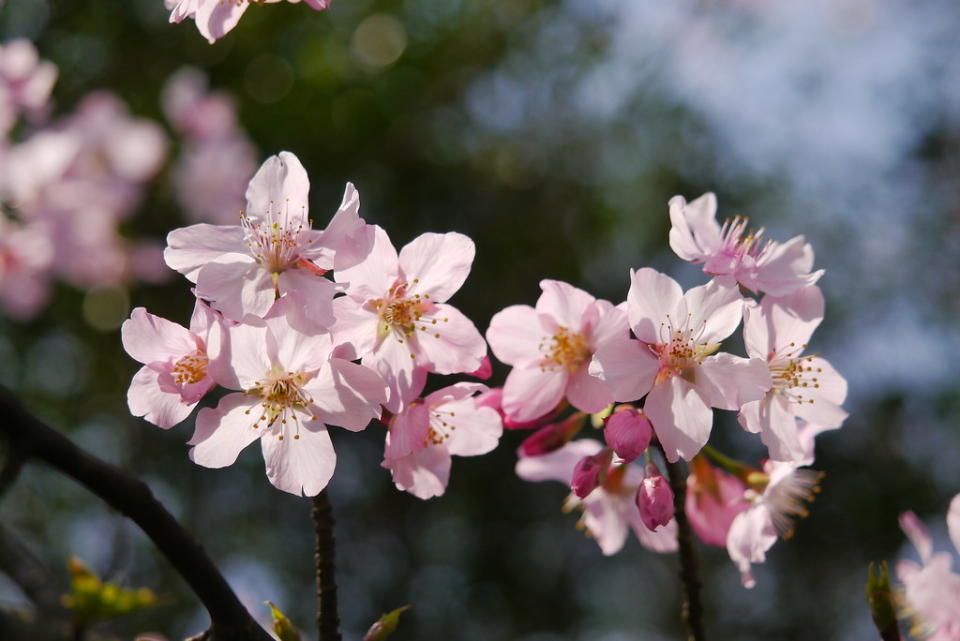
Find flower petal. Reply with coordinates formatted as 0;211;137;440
195;253;276;322
384;446;451;500
696;353;771;411
414;303;486;375
949;494;960;557
122;307;197;365
127;366;196;428
502;362;567;424
316;182;374;271
188;393;263;468
334;225;399;301
442;400;502;457
668;193;721;261
399;232;475;303
727;505;777;589
684;278;743;345
260;420;336;497
244;151;309;222
307;358;387;431
385;403;430;460
566;364;614;415
900;511;933;564
589;335;659;402
535;279;595;330
486;304;544;366
627;268;684;343
644;377;713;463
164;223;246;282
515;439;604;483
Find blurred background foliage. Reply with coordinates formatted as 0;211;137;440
1;0;959;639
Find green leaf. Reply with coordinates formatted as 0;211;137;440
266;601;301;641
363;605;411;641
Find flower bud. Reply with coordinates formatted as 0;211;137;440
468;355;493;380
571;448;613;498
518;413;584;456
603;408;652;462
636;464;675;531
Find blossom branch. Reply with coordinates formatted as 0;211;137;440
311;491;341;641
0;387;273;641
657;444;707;641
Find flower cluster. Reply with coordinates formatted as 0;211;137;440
123;150;502;497
0;40;169;320
166;0;331;44
492;192;847;584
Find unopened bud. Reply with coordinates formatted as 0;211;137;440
468;356;493;380
519;413;584;455
636;464;675;531
603;408;652;462
571;448;613;498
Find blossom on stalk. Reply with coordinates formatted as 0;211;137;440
738;285;848;461
121;300;224;428
188;298;387;496
383;382;502;499
165;151;373;327
332;226;486;411
726;460;822;588
487;280;625;423
636;463;674;531
591;268;770;462
669;192;823;296
516;439;677;555
166;0;332;44
896;495;960;640
0;39;57;133
603;407;652;462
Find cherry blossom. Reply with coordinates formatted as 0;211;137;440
738;285;848;461
166;0;332;45
121;301;224;428
383;382;502;499
669;193;823;296
332;226;486;411
896;496;960;640
516;439;677;555
636;463;674;531
591;268;770;462
188;298;387;496
0;39;57;134
165;151;372;326
685;457;748;547
487;280;625;423
726;460;822;588
0;213;53;320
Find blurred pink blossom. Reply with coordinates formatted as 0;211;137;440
166;0;332;44
685;457;748;547
0;39;57;133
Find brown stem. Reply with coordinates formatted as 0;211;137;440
0;387;272;641
311;491;341;641
657;444;707;641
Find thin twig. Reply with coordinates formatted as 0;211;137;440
656;444;707;641
0;523;65;613
0;386;272;641
311;491;341;641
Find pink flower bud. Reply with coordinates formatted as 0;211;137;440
571;448;612;498
477;387;557;430
636;464;675;531
468;355;493;380
603;408;652;462
518;414;584;456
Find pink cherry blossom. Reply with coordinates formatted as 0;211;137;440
726;460;822;588
122;301;224;428
165;151;372;326
571;447;612;499
166;0;332;45
738;285;848;462
487;280;625;423
188;298;387;496
591;268;770;462
382;382;502;499
0;213;53;320
516;439;677;556
685;457;748;547
332;226;486;412
0;39;57;134
669;192;823;296
896;496;960;640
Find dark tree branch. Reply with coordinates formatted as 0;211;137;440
0;387;272;641
311;491;341;641
657;444;707;641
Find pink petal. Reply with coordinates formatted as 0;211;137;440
334;225;399;301
122;307;197;365
486;304;545;366
195;0;249;44
399;232;475;304
752;235;823;297
195;254;276;322
535;279;595;330
668;193;721;261
588;300;630;349
696;353;771;411
950;494;960;557
413;303;486;375
628;512;679;553
589;334;659;402
791;357;848;429
566;364;614;414
330;296;381;360
385;404;430;460
188;297;219;339
244;151;310;223
385;445;451;500
127;366;196;428
644;377;713;463
263;298;333;373
307;358;387;431
364;335;423;413
762;285;824;353
188;393;263;468
441;399;503;457
683;278;743;345
727;505;778;589
276;268;338;332
317;182;374;271
164;223;246;282
900;511;933;564
226;321;272;390
583;493;629;556
303;0;332;9
260;421;336;496
502;363;567;423
740;395;805;463
515;439;604;483
627;268;684;343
